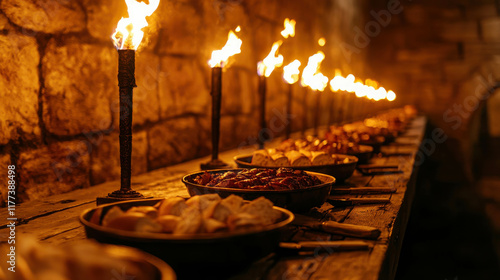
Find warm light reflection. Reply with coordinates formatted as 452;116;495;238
257;40;284;77
283;60;301;84
208;27;242;68
281;18;296;38
112;0;160;50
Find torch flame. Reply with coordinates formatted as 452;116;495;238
386;90;396;101
283;60;301;84
257;40;284;77
300;51;329;92
281;18;296;38
112;0;160;50
318;37;326;46
329;71;395;101
208;27;243;68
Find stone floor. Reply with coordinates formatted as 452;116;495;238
396;137;500;279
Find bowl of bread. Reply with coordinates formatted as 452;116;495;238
80;194;293;277
234;149;358;181
182;168;335;212
0;234;176;280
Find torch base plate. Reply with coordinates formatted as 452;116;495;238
200;159;231;170
96;190;152;206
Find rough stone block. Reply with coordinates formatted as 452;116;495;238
84;0;127;42
90;130;148;185
148;116;199;170
157;1;202;55
0;11;10;30
464;42;500;60
396;44;459;62
234;114;260;148
481;17;500;42
18;141;90;202
221;68;256;115
466;4;498;19
42;39;116;136
443;59;479;83
1;0;85;34
0;32;41;145
404;4;462;25
158;55;210;119
439;20;479;42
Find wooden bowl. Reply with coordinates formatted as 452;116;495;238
80;198;294;278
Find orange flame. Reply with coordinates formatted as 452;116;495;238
208;27;243;68
318;37;326;46
329;72;395;101
112;0;160;50
300;51;329;91
281;18;296;38
283;60;301;84
257;40;283;77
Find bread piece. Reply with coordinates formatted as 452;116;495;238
174;204;202;234
212;195;244;222
251;150;271;166
310;151;335;165
101;206;125;227
270;152;289;167
227;213;263;231
105;212;162;233
203;218;227;233
158;197;187;216
156;215;181;233
127;206;158;219
187;194;222;219
241;197;282;225
286;150;311;166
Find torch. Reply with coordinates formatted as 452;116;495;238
256;41;283;148
97;0;160;205
282;60;301;139
201;27;242;170
300;51;329;136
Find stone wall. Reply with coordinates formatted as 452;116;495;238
0;0;368;204
364;0;500;266
366;0;500;140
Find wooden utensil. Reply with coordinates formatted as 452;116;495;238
292;214;381;239
279;240;370;251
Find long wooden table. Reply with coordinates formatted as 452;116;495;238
0;116;426;280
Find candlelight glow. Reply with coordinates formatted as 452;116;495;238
318;37;326;46
208;27;243;68
283;60;301;84
257;41;284;77
386;90;396;101
301;51;329;91
281;18;296;38
112;0;160;50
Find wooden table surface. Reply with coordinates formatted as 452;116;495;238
0;116;426;280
